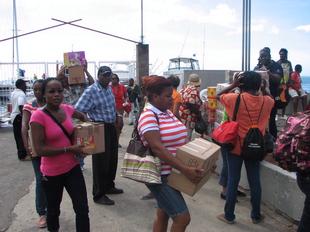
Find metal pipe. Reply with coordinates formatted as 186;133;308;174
141;0;144;44
0;19;82;43
52;18;139;44
242;0;245;71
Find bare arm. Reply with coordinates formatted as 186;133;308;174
30;122;84;157
21;110;31;155
83;61;94;85
143;130;204;183
72;109;88;122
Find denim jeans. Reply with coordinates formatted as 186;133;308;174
297;173;310;232
224;152;261;221
42;165;89;232
219;147;228;187
32;157;47;216
146;176;188;218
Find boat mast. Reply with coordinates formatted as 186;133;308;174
13;0;20;79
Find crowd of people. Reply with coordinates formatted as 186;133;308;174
8;49;309;231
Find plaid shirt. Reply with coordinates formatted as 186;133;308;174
63;85;86;106
75;81;116;123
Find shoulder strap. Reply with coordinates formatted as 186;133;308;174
42;108;72;143
242;95;265;126
133;109;160;139
232;94;241;121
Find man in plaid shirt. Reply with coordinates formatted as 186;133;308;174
75;66;123;206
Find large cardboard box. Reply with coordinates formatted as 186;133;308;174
64;51;86;67
73;122;105;155
168;138;220;196
68;66;85;85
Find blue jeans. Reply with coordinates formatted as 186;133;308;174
146;176;188;218
297;173;310;232
224;152;261;221
219;147;228;187
32;157;47;216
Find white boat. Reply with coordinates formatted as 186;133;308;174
163;57;200;77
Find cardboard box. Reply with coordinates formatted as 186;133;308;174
68;66;85;85
64;51;86;67
207;87;217;97
168;138;220;196
74;122;105;155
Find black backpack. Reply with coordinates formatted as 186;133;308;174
241;96;266;161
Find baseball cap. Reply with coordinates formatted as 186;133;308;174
97;66;112;77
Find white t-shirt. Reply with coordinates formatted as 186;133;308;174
10;88;27;122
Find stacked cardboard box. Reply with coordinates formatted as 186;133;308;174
168;138;220;196
63;51;86;85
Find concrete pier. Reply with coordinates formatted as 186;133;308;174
0;119;298;232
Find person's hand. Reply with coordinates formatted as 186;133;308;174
68;144;85;154
182;166;205;184
232;72;243;87
26;146;33;157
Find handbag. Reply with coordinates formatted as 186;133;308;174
121;110;162;184
211;94;240;150
195;117;208;134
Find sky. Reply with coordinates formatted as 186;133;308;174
0;0;310;77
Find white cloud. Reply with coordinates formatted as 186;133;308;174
270;25;280;34
295;24;310;32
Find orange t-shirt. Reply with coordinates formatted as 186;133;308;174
170;89;182;112
220;92;274;155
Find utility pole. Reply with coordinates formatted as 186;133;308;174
13;0;20;78
242;0;251;71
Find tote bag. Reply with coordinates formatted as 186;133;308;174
121;111;162;184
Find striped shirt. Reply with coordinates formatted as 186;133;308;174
138;104;187;175
75;81;116;123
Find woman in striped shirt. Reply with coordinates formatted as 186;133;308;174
138;76;204;232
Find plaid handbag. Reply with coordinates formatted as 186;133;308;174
121;111;162;184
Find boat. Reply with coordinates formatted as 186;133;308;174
163;57;200;77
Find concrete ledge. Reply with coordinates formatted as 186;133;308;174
259;161;304;221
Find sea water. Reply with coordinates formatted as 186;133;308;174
302;76;310;93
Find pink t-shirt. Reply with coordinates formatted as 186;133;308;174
30;104;78;176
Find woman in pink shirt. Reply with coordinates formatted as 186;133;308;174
30;78;89;232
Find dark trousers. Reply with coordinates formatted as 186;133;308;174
269;106;278;139
297;173;310;232
225;152;261;221
92;123;118;201
32;157;47;216
12;114;27;159
42;165;89;232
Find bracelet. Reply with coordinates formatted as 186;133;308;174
64;147;67;153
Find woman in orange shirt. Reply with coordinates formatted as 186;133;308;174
167;75;181;119
216;71;274;224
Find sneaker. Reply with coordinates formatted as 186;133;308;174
37;215;47;228
217;214;235;224
252;215;265;224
